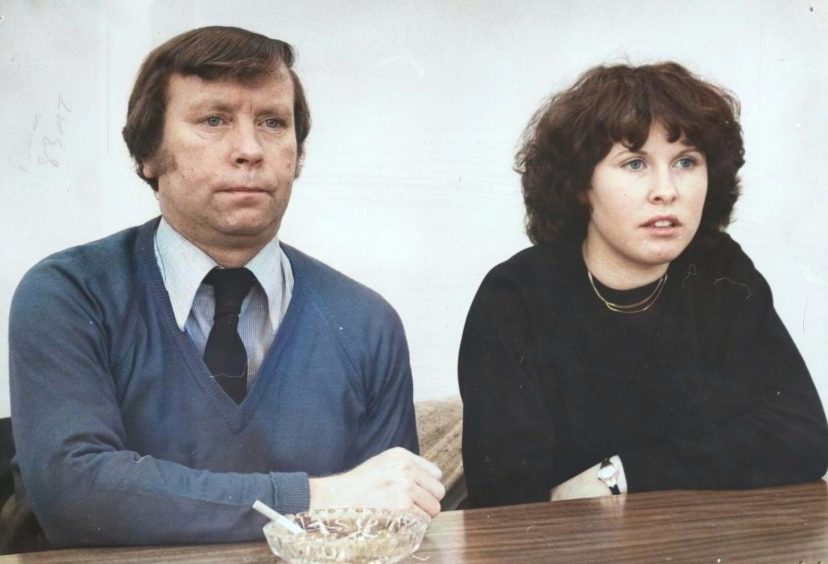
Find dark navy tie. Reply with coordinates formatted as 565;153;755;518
203;267;256;404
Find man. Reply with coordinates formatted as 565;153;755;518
2;26;444;551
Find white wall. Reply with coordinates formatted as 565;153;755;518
1;0;826;418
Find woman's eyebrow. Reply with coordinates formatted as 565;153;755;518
613;146;646;157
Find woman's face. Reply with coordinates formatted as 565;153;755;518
583;121;708;287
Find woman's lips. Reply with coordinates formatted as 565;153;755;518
642;216;680;228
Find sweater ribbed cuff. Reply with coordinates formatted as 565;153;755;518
270;472;310;515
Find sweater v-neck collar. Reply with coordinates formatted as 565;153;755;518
134;218;308;433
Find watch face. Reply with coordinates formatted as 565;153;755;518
598;462;617;480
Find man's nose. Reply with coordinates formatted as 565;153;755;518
230;123;264;166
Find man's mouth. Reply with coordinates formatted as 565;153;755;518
220;186;267;193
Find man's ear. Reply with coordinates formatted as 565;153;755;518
142;160;156;179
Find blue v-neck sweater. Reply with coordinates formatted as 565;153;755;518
8;218;418;547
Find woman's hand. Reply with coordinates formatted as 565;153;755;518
549;462;615;501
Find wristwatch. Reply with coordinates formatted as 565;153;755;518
598;458;621;495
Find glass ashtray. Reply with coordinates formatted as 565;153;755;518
263;507;428;563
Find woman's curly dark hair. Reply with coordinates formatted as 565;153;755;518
516;62;745;246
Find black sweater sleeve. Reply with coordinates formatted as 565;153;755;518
459;268;556;508
620;247;828;491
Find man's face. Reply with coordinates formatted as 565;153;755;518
144;67;297;259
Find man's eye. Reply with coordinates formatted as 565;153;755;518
204;116;223;127
624;159;645;171
263;118;284;129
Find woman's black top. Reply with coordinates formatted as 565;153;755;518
459;234;828;508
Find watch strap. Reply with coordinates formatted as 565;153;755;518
598;457;621;495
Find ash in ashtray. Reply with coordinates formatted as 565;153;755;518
264;508;427;563
300;514;408;539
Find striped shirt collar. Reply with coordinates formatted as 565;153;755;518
153;218;288;332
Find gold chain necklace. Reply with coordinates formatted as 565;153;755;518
586;270;668;314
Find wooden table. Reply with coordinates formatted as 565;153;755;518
2;480;827;563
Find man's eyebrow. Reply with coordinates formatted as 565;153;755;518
189;100;236;113
188;99;292;116
258;103;293;116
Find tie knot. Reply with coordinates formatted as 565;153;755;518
204;267;256;318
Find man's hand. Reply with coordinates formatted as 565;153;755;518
309;447;446;521
549;462;614;501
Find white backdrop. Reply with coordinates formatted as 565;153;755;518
1;0;827;418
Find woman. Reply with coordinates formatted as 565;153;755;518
459;62;828;508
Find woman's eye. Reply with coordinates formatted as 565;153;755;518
676;156;697;169
204;116;223;127
624;159;645;171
